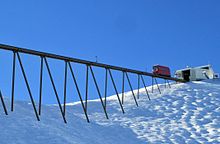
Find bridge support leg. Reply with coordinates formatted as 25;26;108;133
38;56;43;116
137;74;140;99
125;72;138;107
89;66;109;119
63;61;68;116
167;80;171;88
0;90;8;115
11;51;16;112
152;77;154;93
85;65;89;113
44;57;67;123
164;79;167;88
17;52;40;121
104;68;108;109
140;75;150;100
154;78;161;94
122;71;125;104
152;77;161;94
164;79;171;89
68;62;90;123
108;69;125;114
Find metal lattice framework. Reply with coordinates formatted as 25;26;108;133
0;44;185;123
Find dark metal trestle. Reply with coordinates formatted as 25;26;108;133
108;69;125;113
44;57;67;123
85;65;89;113
17;52;40;121
140;75;151;100
152;77;161;94
38;56;43;116
68;62;90;123
63;61;68;116
164;79;171;88
137;74;140;99
89;66;109;119
11;51;16;112
104;68;108;108
125;72;138;107
0;43;185;123
122;71;125;104
0;90;8;115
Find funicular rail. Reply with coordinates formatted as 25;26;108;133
0;43;186;123
0;44;184;82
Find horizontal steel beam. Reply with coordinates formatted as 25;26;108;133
0;44;185;82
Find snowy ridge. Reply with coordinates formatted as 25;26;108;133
0;80;220;144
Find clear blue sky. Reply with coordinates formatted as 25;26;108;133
0;0;220;104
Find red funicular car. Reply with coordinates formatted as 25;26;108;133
153;65;171;77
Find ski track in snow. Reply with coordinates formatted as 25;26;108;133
0;80;220;144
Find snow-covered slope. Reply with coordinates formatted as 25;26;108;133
0;80;219;144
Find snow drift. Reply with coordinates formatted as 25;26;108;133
0;79;219;144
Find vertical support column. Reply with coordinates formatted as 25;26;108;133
104;68;108;108
167;80;171;88
140;75;151;100
85;65;89;113
11;51;16;112
125;72;138;107
68;62;90;123
151;77;154;93
108;69;125;114
89;66;109;119
38;56;43;116
0;90;8;115
122;71;125;104
154;78;161;94
17;52;40;121
137;74;140;99
63;61;68;116
164;79;167;88
44;57;67;123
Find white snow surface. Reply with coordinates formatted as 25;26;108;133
0;79;220;144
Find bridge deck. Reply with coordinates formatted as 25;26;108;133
0;44;185;82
